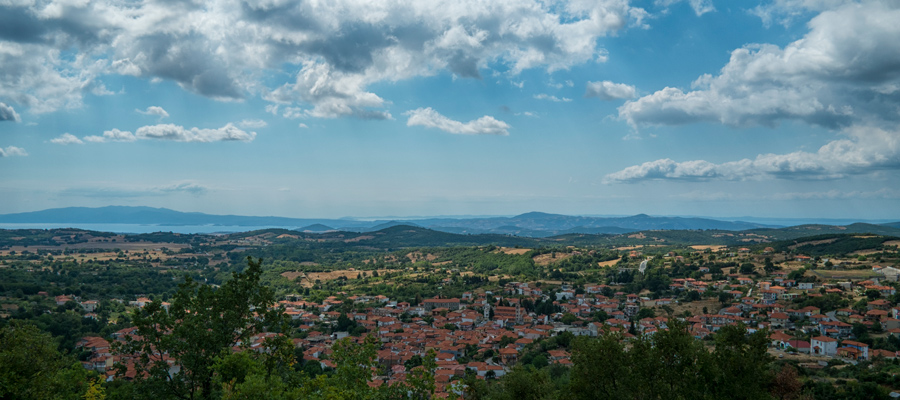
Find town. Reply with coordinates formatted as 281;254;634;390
2;226;900;398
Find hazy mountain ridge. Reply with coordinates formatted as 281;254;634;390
1;206;897;238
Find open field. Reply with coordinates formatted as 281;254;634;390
690;245;727;251
851;248;892;256
497;247;531;255
597;258;621;267
789;238;838;249
810;269;880;280
281;269;393;287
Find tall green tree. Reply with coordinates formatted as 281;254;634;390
115;257;292;400
0;321;91;400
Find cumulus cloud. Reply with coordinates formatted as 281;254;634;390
619;1;900;130
405;108;510;135
135;123;256;143
533;94;572;102
604;126;900;183
0;42;97;114
0;146;28;157
0;0;647;118
238;119;267;129
136;106;169;119
0;102;21;122
83;128;137;143
265;63;392;120
585;81;637;100
50;133;84;145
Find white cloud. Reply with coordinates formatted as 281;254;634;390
604;126;900;183
265;63;392;120
585;81;637;100
50;133;84;145
619;2;900;130
750;0;852;26
135;123;256;143
159;181;208;195
0;146;28;157
298;123;309;129
136;106;169;119
533;94;572;102
0;102;21;122
83;128;136;143
238;119;267;129
405;107;510;136
0;0;648;118
655;0;715;16
0;42;97;114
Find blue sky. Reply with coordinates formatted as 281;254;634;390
1;0;899;220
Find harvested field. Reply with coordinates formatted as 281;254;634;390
810;269;879;280
497;247;531;255
690;245;726;251
789;238;837;250
283;269;392;287
614;245;645;250
597;258;621;267
851;248;886;256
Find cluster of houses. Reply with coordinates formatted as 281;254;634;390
72;259;900;395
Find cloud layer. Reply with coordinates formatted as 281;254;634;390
0;0;648;119
133;123;256;143
406;108;510;135
608;2;900;185
619;1;900;130
79;124;256;143
605;126;900;183
60;181;209;198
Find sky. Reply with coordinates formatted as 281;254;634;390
1;0;899;220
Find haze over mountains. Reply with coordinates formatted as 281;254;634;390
1;206;898;238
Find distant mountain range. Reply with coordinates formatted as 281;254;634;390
0;206;898;238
